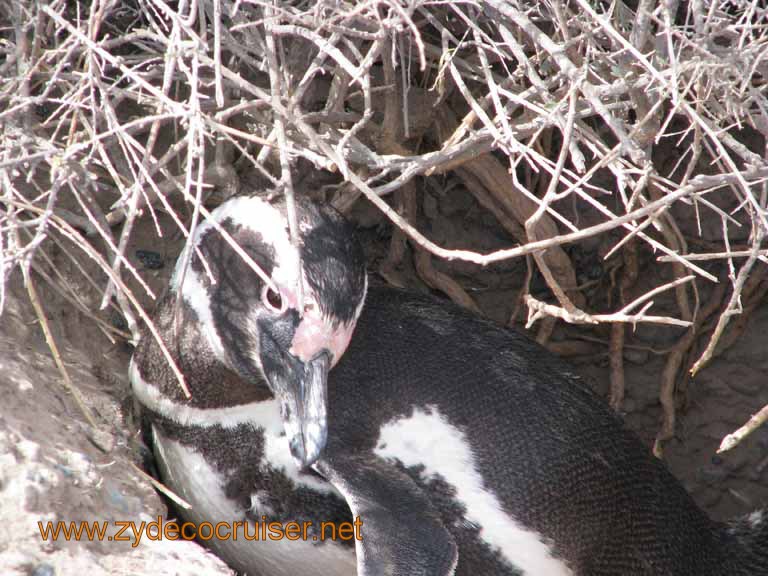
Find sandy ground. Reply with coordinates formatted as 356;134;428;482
1;188;766;574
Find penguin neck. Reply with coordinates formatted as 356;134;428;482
132;292;273;424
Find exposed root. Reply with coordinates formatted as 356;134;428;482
609;241;639;411
1;0;767;454
411;190;481;314
654;281;728;458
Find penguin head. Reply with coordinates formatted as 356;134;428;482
171;195;367;468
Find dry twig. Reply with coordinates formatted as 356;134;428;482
1;0;767;453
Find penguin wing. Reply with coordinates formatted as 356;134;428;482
316;454;458;576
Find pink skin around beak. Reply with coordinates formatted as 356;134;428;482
270;284;358;468
289;305;357;368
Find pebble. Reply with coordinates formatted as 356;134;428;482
135;249;164;270
32;564;55;576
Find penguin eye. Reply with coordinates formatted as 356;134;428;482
262;284;284;313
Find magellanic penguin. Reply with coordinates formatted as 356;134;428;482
130;196;365;575
131;195;768;576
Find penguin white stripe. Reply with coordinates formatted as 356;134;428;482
199;196;300;289
203;196;291;255
129;359;281;430
374;407;574;576
170;264;227;362
131;359;336;493
171;198;300;365
354;273;368;325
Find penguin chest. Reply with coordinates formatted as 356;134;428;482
374;405;574;576
149;401;356;576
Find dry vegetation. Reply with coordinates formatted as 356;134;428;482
1;0;767;456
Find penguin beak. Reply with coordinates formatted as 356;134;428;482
258;320;331;469
287;350;330;468
257;303;355;469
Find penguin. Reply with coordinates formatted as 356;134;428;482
130;196;364;575
131;194;768;576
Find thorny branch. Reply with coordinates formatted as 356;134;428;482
1;0;767;453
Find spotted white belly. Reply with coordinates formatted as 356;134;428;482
374;406;573;576
153;428;357;576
